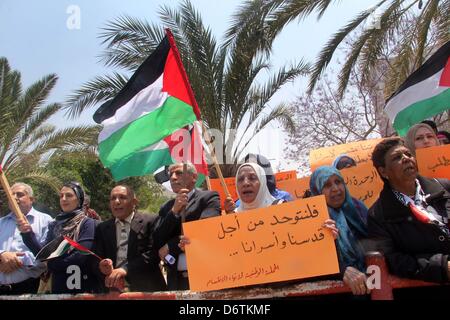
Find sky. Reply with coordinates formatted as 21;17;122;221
0;0;378;172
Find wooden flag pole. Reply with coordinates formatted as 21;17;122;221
200;122;231;202
205;175;212;191
0;165;27;224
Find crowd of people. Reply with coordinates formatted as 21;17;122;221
1;120;450;297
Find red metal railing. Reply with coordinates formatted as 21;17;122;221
0;251;443;300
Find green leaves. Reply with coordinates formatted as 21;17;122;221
64;0;308;176
0;57;100;201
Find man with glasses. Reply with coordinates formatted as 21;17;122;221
0;183;52;295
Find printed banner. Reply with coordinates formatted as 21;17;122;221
309;139;382;171
417;144;450;179
183;196;339;291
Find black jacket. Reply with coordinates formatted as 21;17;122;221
153;189;221;289
368;176;450;283
93;212;167;292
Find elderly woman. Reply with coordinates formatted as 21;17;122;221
224;163;286;213
405;123;440;155
19;182;98;294
309;166;369;295
368;137;450;283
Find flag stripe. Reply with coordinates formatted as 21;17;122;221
99;96;196;167
386;41;450;102
110;147;173;181
385;69;446;120
93;37;170;124
46;240;70;260
440;57;450;87
99;74;167;142
393;88;450;136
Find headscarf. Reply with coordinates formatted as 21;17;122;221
405;123;439;155
332;154;357;170
310;166;367;272
243;153;276;194
52;182;87;241
236;163;276;212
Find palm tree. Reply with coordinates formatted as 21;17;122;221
64;0;310;177
0;57;100;191
228;0;449;99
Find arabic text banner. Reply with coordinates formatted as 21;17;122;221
309;139;382;171
209;170;297;208
340;163;383;208
183;196;339;292
416;144;450;179
276;163;382;208
277;176;310;200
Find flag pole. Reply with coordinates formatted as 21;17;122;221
165;28;231;204
205;176;211;191
199;122;231;200
0;165;27;225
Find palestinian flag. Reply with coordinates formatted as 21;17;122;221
36;235;101;261
93;29;208;182
385;41;450;136
112;122;209;185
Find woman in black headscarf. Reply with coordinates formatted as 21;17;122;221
19;182;98;294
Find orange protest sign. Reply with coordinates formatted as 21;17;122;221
210;170;298;208
417;144;450;179
273;170;297;182
309;138;382;171
183;196;339;292
340;163;383;208
277;176;311;200
276;164;382;208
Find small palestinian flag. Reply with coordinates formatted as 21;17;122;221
93;29;208;182
385;41;450;136
36;235;101;261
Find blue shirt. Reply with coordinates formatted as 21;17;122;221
0;207;53;285
235;188;293;206
271;189;293;202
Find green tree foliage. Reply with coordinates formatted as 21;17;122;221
0;57;100;186
64;0;310;177
0;57;100;215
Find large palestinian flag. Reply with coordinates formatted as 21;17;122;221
93;30;208;181
385;41;450;136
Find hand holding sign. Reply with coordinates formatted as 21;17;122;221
183;196;339;292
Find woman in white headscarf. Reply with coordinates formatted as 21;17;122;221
226;162;279;213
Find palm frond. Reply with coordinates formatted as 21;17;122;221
234;103;294;161
99;15;165;71
31;125;100;158
434;1;450;45
64;72;129;119
12;170;62;194
307;0;388;94
413;0;440;67
1;74;58;162
14;103;61;151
